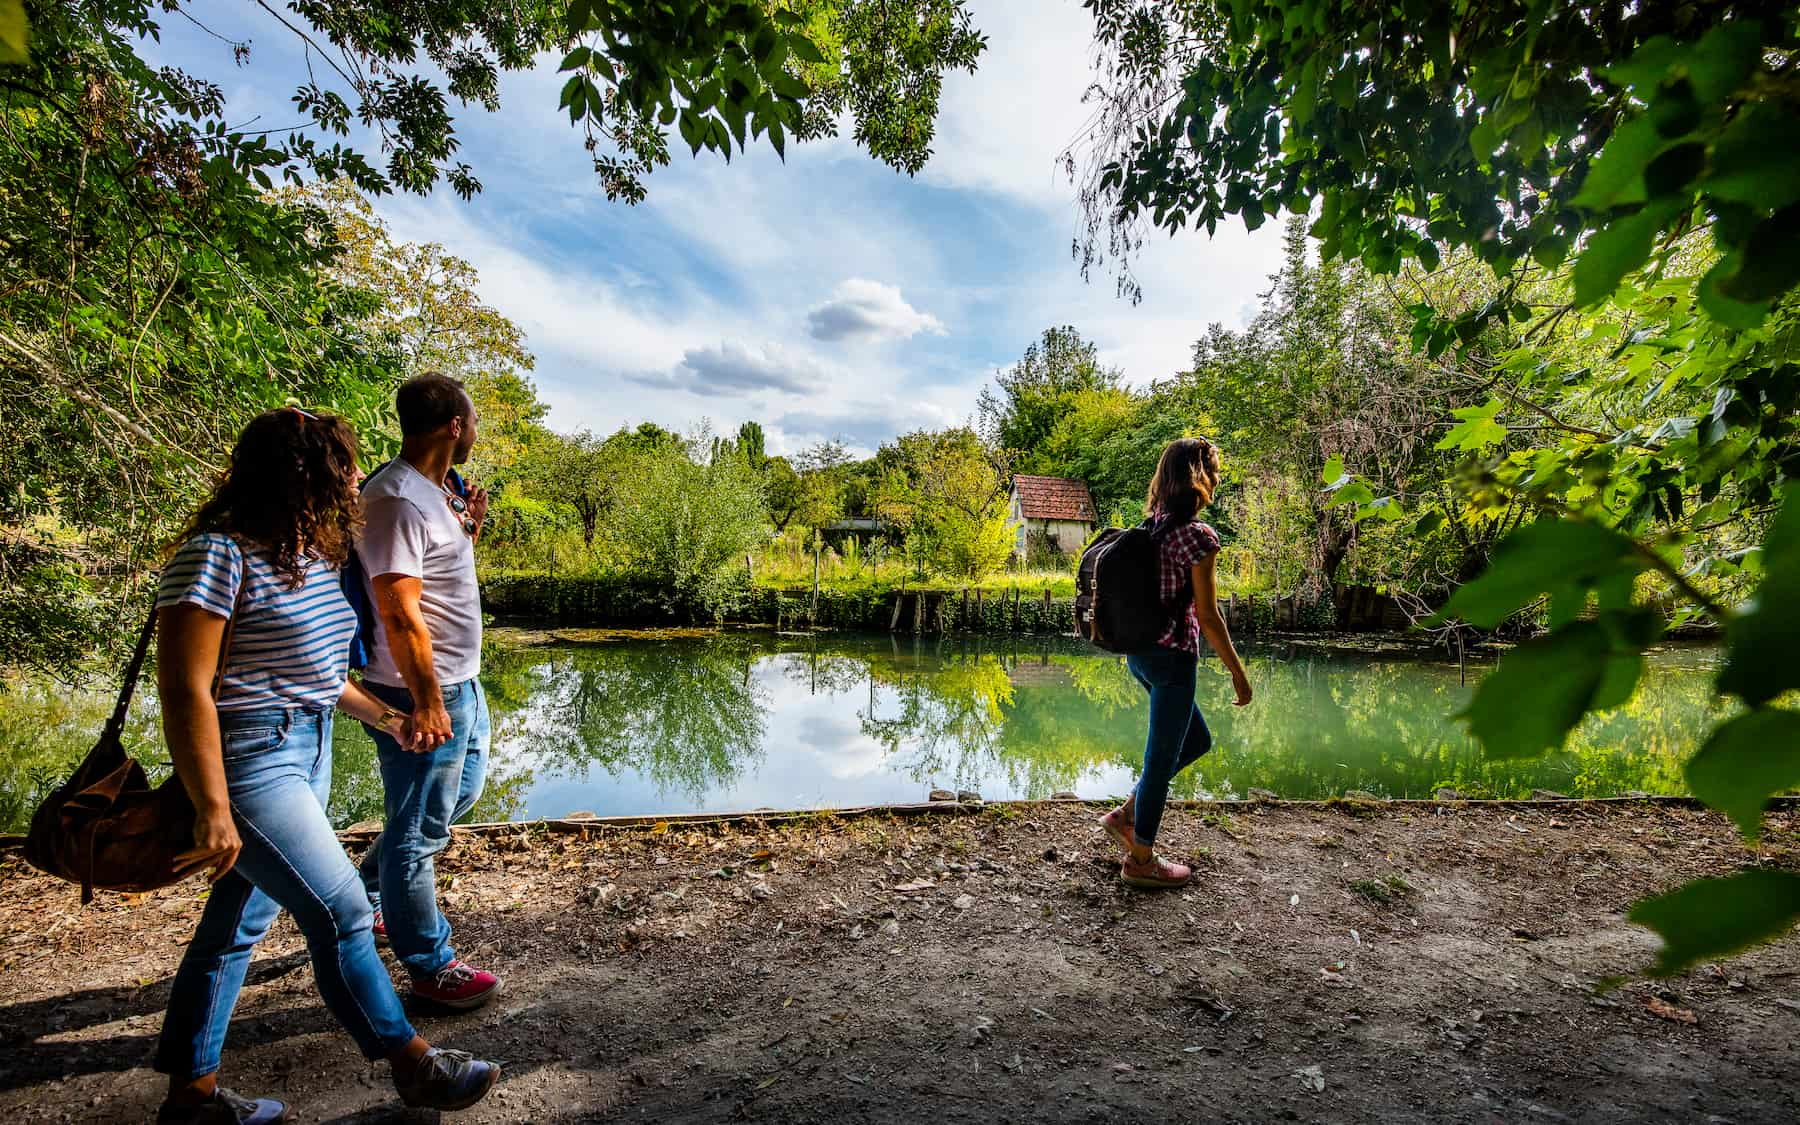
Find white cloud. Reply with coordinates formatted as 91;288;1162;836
806;280;945;343
630;341;825;396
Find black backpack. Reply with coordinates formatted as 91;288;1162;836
1075;519;1174;654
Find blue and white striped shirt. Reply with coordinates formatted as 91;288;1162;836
156;533;357;712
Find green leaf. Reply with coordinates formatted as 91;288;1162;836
1718;483;1800;705
559;45;592;72
1707;104;1800;211
1573;207;1671;307
1321;454;1346;486
1570;116;1664;211
1434;399;1506;451
1;0;30;64
1458;623;1610;759
1685;709;1800;840
1697;256;1771;329
789;34;827;66
1326;480;1374;509
1439;520;1647;628
1628;870;1800;977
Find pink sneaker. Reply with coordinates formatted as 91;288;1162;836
410;960;502;1011
1121;854;1192;890
371;908;388;947
1099;807;1135;852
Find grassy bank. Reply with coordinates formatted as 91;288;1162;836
479;571;1346;634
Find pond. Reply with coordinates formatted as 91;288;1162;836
0;631;1733;832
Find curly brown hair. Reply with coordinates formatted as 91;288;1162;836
174;408;363;585
1146;437;1223;525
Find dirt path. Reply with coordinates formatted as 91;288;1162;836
4;801;1799;1123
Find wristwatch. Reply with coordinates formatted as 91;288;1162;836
376;707;404;731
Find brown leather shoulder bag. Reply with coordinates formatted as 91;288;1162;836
25;583;244;903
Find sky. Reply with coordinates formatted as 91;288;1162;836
150;2;1285;456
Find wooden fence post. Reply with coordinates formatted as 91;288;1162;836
890;590;904;632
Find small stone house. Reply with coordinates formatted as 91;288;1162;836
1008;475;1097;557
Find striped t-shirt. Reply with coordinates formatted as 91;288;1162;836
156;533;357;711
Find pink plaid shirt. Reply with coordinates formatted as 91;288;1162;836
1156;519;1222;654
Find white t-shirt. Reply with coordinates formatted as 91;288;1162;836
357;459;482;688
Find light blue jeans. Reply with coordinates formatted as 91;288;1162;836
155;707;416;1080
357;678;488;977
1125;645;1214;847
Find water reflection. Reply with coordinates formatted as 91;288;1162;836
0;634;1735;831
472;633;1730;821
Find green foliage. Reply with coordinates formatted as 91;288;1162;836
977;326;1123;465
1627;871;1800;978
1716;484;1800;707
603;431;770;616
1078;1;1799;328
874;428;1013;580
1684;710;1800;841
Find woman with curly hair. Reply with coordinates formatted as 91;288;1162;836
152;408;498;1124
1099;437;1253;889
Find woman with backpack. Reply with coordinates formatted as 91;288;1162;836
1100;437;1253;889
152;407;499;1124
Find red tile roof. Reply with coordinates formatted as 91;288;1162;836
1012;475;1096;522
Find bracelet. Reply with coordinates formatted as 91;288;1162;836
376;707;403;729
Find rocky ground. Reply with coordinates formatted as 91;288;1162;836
3;800;1799;1124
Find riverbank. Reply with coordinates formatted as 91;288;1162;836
479;573;1391;635
4;800;1797;1122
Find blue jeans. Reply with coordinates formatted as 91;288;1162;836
1125;645;1214;847
155;707;416;1080
357;678;488;977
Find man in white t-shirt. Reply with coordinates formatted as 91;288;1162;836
354;372;501;1011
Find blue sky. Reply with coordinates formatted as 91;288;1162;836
152;2;1285;455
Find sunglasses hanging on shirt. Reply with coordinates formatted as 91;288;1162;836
444;493;478;537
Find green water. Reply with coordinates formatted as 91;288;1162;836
0;632;1733;831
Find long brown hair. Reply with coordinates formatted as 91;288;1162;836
174;408;363;585
1146;437;1223;525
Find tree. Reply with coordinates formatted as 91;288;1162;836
8;0;985;204
734;421;768;471
1071;0;1800;970
874;428;1012;580
606;431;770;614
977;326;1123;465
284;181;547;480
525;430;621;550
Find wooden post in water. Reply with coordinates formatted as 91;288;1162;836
890;590;904;632
960;588;969;633
975;588;984;628
1043;587;1052;632
912;590;925;634
810;532;821;626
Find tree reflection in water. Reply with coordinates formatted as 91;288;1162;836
453;633;1727;819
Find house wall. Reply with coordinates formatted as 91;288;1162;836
1016;518;1094;556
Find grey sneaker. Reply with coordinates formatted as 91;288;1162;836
156;1088;286;1124
394;1047;501;1111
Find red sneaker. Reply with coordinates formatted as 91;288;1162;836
371;908;388;947
410;960;502;1011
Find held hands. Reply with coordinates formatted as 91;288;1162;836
175;806;242;883
408;699;455;753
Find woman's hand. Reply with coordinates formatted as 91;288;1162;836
175;806;242;882
1231;668;1253;707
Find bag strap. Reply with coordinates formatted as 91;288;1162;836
107;541;253;737
102;608;158;745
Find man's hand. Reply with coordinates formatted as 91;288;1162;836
175;807;242;882
409;696;454;752
464;481;489;534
